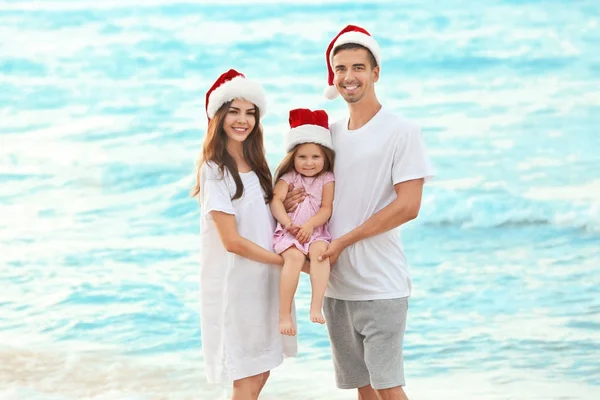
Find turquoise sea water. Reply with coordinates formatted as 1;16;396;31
1;0;599;399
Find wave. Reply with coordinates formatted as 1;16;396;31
420;181;600;232
0;0;392;12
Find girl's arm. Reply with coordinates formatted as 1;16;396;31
270;179;294;228
304;182;335;228
296;182;334;243
211;211;284;266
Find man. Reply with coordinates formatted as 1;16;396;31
286;25;435;400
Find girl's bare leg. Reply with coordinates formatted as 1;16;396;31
308;241;330;324
279;247;306;336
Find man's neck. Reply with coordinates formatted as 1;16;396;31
347;97;382;131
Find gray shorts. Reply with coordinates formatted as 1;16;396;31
323;297;408;390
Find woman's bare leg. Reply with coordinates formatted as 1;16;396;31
232;373;264;400
257;371;270;397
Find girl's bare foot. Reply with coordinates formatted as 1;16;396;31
310;308;325;324
279;315;296;336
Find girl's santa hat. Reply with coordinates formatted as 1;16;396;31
286;108;333;152
205;69;267;119
324;24;381;100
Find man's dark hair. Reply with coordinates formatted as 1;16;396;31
332;43;378;69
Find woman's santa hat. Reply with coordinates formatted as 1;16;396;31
286;108;333;152
324;24;382;100
205;68;267;119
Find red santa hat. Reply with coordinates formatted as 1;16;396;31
324;24;381;100
205;68;267;119
286;108;333;152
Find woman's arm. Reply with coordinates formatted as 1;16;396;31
270;179;294;228
211;211;284;266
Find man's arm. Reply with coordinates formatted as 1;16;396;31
319;178;424;263
342;178;423;245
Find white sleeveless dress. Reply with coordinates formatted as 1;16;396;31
199;162;297;383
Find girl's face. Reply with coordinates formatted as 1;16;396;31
223;98;256;144
294;143;325;177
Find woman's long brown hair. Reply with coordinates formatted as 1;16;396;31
191;100;273;202
274;144;335;182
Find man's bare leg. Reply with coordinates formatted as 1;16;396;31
358;385;378;400
375;386;408;400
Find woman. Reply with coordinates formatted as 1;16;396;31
192;69;297;400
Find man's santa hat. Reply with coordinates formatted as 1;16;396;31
324;24;381;100
286;108;333;152
205;68;267;119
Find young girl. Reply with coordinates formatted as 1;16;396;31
270;108;335;336
192;69;296;399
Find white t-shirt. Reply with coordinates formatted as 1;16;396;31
326;107;435;301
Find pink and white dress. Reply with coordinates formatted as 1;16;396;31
273;170;335;255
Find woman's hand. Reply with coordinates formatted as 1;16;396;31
296;223;313;244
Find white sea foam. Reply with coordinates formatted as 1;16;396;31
524;179;600;202
0;346;598;400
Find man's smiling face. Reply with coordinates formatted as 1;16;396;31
332;47;379;104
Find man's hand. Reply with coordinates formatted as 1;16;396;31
296;223;313;244
318;239;346;265
283;183;306;213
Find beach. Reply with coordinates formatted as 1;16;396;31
1;0;599;398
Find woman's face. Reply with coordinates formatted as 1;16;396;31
294;143;325;177
222;98;256;144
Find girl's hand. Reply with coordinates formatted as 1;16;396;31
296;224;313;244
284;221;300;235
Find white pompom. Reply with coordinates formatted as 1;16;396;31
323;85;339;100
